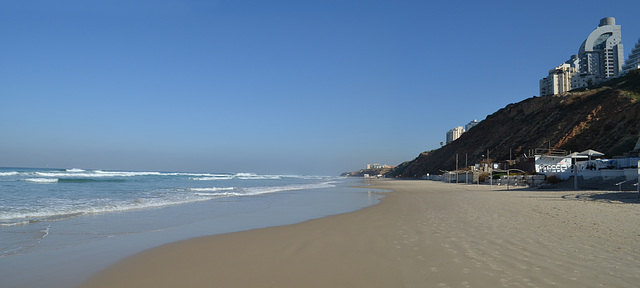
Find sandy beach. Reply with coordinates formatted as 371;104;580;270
79;179;640;288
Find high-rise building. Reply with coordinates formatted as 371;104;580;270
465;119;479;131
541;17;626;95
446;126;465;144
573;17;624;88
622;38;640;73
540;62;577;96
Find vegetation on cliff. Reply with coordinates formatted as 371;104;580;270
387;70;640;178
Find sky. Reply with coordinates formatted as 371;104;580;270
1;0;639;175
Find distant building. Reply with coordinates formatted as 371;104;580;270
622;38;640;73
366;163;395;169
540;17;625;94
540;62;577;96
465;119;479;131
572;17;624;88
366;163;382;169
446;126;465;144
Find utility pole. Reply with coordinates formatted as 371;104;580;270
487;149;492;188
455;154;458;184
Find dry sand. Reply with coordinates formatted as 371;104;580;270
79;179;640;288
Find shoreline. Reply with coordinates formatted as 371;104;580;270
1;177;380;288
79;179;640;288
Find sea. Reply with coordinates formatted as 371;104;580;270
0;167;384;288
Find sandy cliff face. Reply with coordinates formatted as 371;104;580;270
390;70;640;177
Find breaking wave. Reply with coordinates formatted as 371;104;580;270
24;178;58;183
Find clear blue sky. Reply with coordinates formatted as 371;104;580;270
2;0;639;175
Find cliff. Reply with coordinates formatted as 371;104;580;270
388;70;640;178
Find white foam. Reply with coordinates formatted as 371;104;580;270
190;176;234;181
35;171;162;178
194;192;245;197
0;220;31;227
0;171;19;176
189;187;235;192
241;182;335;196
1;170;341;226
234;173;257;177
0;196;212;222
34;170;234;179
235;173;281;180
24;178;58;183
92;170;164;177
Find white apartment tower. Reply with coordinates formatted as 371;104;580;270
540;62;577;96
622;38;640;73
573;17;624;88
446;126;465;144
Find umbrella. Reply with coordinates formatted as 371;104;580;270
578;149;605;164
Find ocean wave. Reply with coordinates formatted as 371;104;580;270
0;220;32;227
189;176;234;181
34;171;160;178
57;178;127;183
189;173;286;180
243;182;334;195
0;171;19;176
35;170;236;179
194;192;245;197
234;173;282;180
1;169;341;228
190;182;334;198
2;181;336;222
0;196;213;224
24;178;58;183
189;187;236;192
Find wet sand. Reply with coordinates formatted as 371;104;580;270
79;179;640;288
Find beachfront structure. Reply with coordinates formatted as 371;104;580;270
465;119;479;131
622;38;640;73
540;63;577;96
446;126;465;144
535;153;639;181
572;17;624;88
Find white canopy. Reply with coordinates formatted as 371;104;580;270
578;149;604;162
578;149;605;157
568;152;588;158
